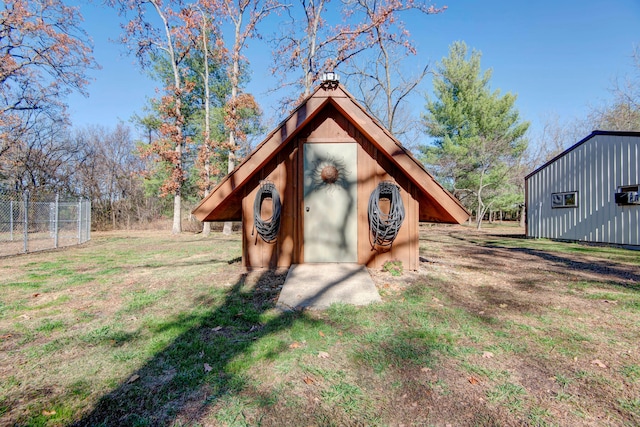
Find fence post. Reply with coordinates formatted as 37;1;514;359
86;201;90;242
77;198;82;244
54;193;59;248
23;191;29;253
10;200;13;241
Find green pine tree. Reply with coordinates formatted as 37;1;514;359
421;41;529;229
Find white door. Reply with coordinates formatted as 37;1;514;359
303;143;358;262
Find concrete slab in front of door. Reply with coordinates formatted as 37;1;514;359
276;263;381;310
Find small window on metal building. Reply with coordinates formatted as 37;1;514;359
615;184;640;205
618;184;639;193
551;191;578;208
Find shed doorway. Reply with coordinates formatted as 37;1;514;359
303;143;358;262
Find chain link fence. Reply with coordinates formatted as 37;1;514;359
0;190;91;257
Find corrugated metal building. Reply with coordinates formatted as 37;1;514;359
525;130;640;246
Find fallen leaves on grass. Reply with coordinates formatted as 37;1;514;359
591;359;608;369
289;342;302;349
204;363;213;372
303;376;315;385
42;410;56;416
127;374;140;384
318;351;330;359
468;376;480;385
482;351;494;359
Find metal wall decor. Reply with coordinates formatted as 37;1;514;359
308;154;351;192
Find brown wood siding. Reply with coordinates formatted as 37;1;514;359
330;96;468;224
240;105;421;270
242;140;300;269
192;96;332;222
193;85;467;226
356;133;419;270
302;104;352;141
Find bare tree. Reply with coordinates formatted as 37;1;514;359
588;45;640;131
0;0;97;120
107;0;200;234
0;109;78;195
203;0;284;234
527;112;590;168
271;0;444;113
196;7;215;236
342;0;444;141
1;0;97;172
73;123;145;229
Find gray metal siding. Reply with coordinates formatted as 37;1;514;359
526;134;640;246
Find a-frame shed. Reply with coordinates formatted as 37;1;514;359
192;83;469;269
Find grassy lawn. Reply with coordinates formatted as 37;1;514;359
0;225;639;426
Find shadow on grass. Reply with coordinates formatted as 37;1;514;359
487;233;527;239
70;268;321;426
507;247;640;290
449;232;640;291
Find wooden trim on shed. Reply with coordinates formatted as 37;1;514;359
192;83;470;269
192;94;332;222
329;94;469;224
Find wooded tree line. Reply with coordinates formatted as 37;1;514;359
1;0;638;231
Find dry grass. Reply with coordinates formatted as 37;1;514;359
0;224;639;426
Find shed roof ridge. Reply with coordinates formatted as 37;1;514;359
191;82;470;223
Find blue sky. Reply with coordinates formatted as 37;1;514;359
67;0;639;144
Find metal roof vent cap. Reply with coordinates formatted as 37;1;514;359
321;71;340;88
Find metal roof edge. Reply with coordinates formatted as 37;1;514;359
524;130;640;181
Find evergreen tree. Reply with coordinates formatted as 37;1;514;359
421;41;529;229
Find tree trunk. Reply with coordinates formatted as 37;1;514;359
222;138;234;235
519;204;526;228
202;221;211;236
111;199;116;229
153;0;184;235
172;192;181;234
171;126;183;234
200;12;212;238
476;172;485;230
476;197;484;230
223;18;243;237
